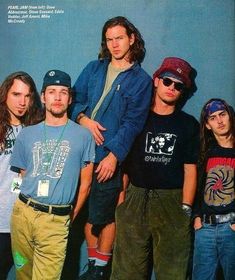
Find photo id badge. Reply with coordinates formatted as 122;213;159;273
37;180;49;197
11;177;22;194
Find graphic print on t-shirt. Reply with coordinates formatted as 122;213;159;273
32;139;70;178
144;132;177;165
0;128;17;156
145;132;177;155
204;157;235;207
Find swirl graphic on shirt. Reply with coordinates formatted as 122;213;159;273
32;140;70;178
204;165;234;206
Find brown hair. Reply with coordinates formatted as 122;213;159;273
0;71;43;149
98;16;146;64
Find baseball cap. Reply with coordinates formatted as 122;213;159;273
42;70;71;91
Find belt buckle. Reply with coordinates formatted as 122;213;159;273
209;215;216;225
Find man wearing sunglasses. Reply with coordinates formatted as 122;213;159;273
111;57;199;280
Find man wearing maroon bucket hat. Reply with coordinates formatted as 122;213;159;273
111;57;199;280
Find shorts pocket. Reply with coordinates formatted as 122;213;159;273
11;200;23;218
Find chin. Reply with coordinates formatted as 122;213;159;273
16;112;26;117
51;111;67;118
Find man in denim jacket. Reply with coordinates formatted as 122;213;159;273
70;16;152;280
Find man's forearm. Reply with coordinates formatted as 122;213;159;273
76;112;87;124
72;163;93;218
182;164;197;206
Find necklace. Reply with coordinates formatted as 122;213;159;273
43;120;68;174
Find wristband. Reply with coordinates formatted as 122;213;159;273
77;113;86;123
182;203;192;217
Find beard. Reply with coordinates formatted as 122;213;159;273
46;107;68;118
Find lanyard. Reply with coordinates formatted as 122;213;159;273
43;120;68;174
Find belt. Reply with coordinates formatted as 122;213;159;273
202;212;235;225
19;193;72;216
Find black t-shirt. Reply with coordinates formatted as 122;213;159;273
199;145;235;216
124;110;199;189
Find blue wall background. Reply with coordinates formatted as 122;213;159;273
1;0;234;279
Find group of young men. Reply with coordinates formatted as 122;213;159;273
0;16;234;280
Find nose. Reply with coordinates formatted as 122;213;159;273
168;82;175;90
54;92;61;100
216;116;223;123
112;39;119;48
19;95;26;106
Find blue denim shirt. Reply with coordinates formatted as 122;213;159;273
70;59;153;163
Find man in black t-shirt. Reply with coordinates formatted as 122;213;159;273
192;98;235;280
111;57;199;280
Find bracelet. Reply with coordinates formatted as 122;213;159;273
182;203;192;217
77;113;86;123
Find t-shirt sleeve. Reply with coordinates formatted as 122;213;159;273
183;117;200;164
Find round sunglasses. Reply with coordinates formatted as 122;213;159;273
161;77;185;91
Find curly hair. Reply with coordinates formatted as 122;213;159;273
199;98;235;167
0;71;43;149
98;16;146;64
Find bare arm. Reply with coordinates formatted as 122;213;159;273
71;162;94;221
117;173;129;205
182;163;197;206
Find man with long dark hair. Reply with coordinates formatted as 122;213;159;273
192;98;235;280
0;71;42;279
70;16;152;279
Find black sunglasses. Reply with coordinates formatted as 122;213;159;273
161;77;184;91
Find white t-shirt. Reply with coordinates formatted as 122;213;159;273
0;125;22;232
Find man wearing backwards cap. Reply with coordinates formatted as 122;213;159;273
10;70;95;280
192;98;235;280
111;57;199;280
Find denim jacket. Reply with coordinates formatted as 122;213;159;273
70;59;153;163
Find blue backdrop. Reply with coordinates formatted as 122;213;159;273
1;0;234;279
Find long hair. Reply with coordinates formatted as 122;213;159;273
98;16;146;64
0;71;43;149
199;98;235;167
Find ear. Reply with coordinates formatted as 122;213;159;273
68;95;72;105
41;93;45;104
130;33;135;46
205;122;212;130
154;77;160;88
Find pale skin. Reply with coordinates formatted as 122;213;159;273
79;25;135;254
194;109;235;230
70;163;93;222
21;85;93;221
